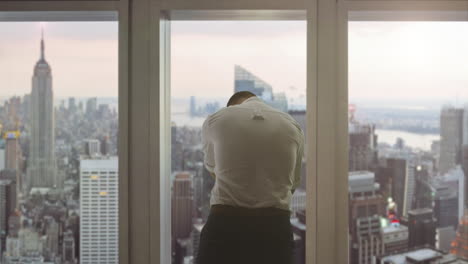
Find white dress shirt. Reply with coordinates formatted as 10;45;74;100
202;97;304;211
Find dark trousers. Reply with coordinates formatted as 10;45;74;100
196;205;294;264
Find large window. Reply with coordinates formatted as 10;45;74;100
347;20;468;263
169;20;306;264
0;18;118;263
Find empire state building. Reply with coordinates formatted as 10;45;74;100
27;32;57;190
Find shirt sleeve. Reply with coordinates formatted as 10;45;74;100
292;127;305;191
202;117;215;173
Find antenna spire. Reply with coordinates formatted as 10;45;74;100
40;25;45;60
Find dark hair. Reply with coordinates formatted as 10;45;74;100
226;91;256;107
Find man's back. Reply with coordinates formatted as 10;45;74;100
202;96;304;210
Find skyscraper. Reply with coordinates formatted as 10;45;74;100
450;212;468;260
85;97;98;116
83;139;101;157
234;65;288;112
405;208;436;248
234;65;273;100
462;105;468;207
439;107;464;174
381;225;408;254
463;145;468;206
27;31;57;190
5;131;20;171
4;131;22;192
190;96;197;117
349;122;378;172
463;104;468;147
62;230;77;264
80;158;118;264
0;179;16;254
379;158;417;218
348;171;386;264
172;172;194;241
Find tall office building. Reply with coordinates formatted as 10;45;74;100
80;158;118;264
172;172;194;241
451;212;468;260
234;65;273;100
439;107;464;174
349;171;386;264
5;131;20;171
403;162;416;217
83;139;101;157
85;97;98;116
234;65;288;112
0;180;16;254
383;158;407;218
381;225;408;254
191;221;204;262
0;142;5;171
436;226;457;252
349;122;378;172
44;216;60;258
463;105;468;206
463;104;468;146
432;166;465;229
63;230;77;264
434;184;459;229
405;208;436;248
190;96;197;117
27;32;57;190
463;145;468;206
4;131;22;192
68;97;77;113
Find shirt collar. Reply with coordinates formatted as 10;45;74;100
242;96;261;104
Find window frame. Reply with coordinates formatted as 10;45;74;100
5;0;467;264
159;10;315;264
154;1;335;264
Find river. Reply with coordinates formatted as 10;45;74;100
171;113;440;152
376;129;439;151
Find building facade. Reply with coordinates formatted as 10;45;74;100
349;171;386;264
439;107;464;174
172;172;194;242
80;158;118;264
26;33;57;190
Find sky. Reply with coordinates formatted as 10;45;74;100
349;21;468;104
170;21;307;100
0;22;118;98
1;20;468;105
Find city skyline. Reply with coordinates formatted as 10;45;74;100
2;21;468;103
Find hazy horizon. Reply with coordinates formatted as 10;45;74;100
1;21;468;104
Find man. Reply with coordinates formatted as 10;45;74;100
196;91;304;264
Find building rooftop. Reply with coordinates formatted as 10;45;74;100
379;248;468;264
349;171;379;193
408;208;433;216
382;224;408;234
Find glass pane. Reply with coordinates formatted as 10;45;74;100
348;21;468;263
171;21;306;263
0;19;118;263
